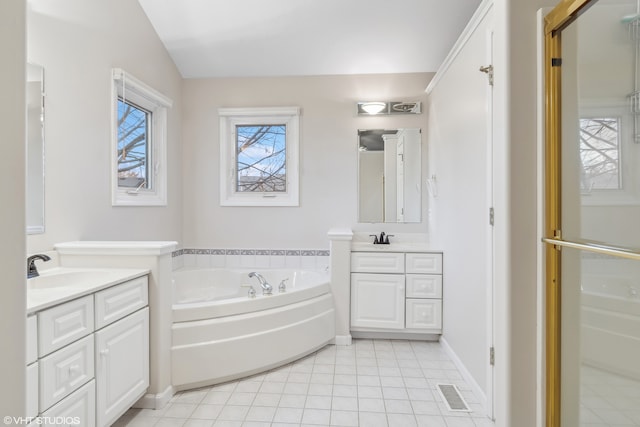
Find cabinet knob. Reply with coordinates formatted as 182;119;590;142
68;364;80;375
100;349;110;357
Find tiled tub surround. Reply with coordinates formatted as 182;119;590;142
172;249;331;271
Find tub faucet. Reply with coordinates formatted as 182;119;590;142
27;254;51;279
248;272;273;295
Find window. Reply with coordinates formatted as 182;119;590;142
579;117;621;190
219;107;300;206
111;68;172;206
579;103;640;205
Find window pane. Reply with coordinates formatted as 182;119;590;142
236;124;286;192
579;117;621;190
118;98;151;189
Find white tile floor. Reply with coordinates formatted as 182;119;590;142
114;339;494;427
580;364;640;426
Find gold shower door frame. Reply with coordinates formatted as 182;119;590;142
544;0;640;425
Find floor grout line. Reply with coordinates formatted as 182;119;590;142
114;339;495;427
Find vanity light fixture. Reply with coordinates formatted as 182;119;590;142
357;101;421;116
360;102;387;115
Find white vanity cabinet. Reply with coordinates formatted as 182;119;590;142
351;250;443;335
95;275;149;427
28;273;148;427
26;315;39;419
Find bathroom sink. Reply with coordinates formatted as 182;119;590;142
27;268;118;290
27;266;150;314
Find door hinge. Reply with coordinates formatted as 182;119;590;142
490;347;495;366
489;207;494;226
479;65;494;86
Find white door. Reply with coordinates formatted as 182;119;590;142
483;28;495;420
95;307;149;427
351;273;405;329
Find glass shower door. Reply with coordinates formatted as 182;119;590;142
544;0;640;425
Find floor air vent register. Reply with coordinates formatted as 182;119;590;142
436;383;471;412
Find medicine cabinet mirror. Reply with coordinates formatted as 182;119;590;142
27;63;45;234
357;128;421;223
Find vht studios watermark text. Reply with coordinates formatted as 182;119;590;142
3;416;81;425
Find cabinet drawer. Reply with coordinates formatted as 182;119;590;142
406;274;442;298
405;299;442;330
41;380;95;427
40;335;94;412
39;295;94;357
405;253;442;274
95;275;148;329
27;362;38;418
27;314;38;364
351;252;405;274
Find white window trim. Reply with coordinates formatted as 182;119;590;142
219;106;300;206
111;68;172;206
580;100;640;206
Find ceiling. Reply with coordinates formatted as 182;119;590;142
137;0;482;79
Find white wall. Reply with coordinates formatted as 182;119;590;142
181;73;432;249
426;3;493;398
0;0;27;417
26;0;183;254
493;0;549;425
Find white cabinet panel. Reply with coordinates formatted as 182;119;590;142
406;274;442;299
406;299;442;330
406;253;443;274
27;362;39;418
39;334;94;412
351;252;405;274
42;380;95;427
95;307;149;427
95;276;148;329
27;315;38;364
38;295;93;357
351;273;405;329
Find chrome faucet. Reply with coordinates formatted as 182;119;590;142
27;254;51;279
248;272;273;295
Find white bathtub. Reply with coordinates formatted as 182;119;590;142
171;268;335;390
581;273;640;379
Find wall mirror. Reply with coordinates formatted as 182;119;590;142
357;128;421;223
27;63;45;234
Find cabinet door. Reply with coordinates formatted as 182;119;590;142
95;307;149;427
351;273;405;329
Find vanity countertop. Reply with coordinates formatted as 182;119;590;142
350;242;443;253
27;267;149;314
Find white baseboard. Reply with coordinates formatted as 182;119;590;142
332;334;352;346
133;385;175;410
440;337;488;413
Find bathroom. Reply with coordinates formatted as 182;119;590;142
3;0;556;426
